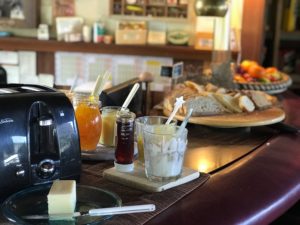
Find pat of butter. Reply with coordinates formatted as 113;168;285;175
47;180;76;220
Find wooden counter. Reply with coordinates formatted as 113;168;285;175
145;91;300;225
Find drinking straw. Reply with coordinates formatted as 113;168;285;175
69;74;80;93
98;71;111;96
121;83;140;111
165;96;185;125
176;108;193;137
90;70;110;100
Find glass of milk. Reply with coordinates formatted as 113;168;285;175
135;116;177;165
143;125;188;182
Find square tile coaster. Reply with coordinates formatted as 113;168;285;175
103;164;200;192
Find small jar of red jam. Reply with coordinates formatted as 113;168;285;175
114;110;136;172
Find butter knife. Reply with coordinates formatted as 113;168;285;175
23;204;156;220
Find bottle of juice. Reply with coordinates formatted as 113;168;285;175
99;106;121;147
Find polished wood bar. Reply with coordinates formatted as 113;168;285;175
145;92;300;225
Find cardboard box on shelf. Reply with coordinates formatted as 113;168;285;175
115;21;147;45
194;32;213;50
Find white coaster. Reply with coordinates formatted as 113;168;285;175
103;163;200;192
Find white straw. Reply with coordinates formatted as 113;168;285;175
90;70;111;99
166;96;185;125
176;108;193;137
89;204;155;216
121;83;140;110
98;71;111;96
69;74;80;93
91;72;105;98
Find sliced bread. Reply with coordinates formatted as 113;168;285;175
185;94;228;116
245;90;272;109
213;93;243;113
238;95;255;112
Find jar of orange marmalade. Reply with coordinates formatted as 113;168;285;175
73;93;102;151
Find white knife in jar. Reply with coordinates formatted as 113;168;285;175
23;204;156;220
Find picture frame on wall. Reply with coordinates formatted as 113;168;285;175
0;0;38;28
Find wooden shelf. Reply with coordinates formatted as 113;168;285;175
0;37;223;61
0;37;238;76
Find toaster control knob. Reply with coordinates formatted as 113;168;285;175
37;159;55;179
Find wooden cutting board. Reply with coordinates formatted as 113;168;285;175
103;164;200;192
163;107;285;128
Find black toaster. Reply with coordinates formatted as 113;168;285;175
0;84;81;198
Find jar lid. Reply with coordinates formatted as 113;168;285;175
116;110;135;123
114;161;134;172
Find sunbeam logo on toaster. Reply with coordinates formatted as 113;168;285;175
0;118;14;125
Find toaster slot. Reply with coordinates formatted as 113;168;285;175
29;102;59;159
28;101;60;181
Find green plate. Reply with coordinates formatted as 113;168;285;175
2;184;122;225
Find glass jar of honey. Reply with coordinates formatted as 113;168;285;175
73;93;102;151
114;110;136;172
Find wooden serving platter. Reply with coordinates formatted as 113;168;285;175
163;107;285;128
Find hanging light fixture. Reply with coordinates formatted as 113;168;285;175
194;0;229;17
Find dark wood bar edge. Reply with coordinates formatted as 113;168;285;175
145;92;300;225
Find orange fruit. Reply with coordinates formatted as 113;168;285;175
234;75;246;83
240;60;258;72
248;65;265;79
265;67;278;74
